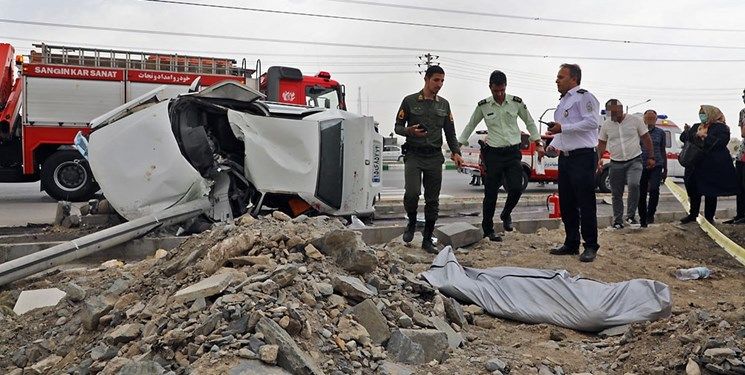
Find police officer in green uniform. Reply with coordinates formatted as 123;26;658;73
395;65;464;253
458;70;544;241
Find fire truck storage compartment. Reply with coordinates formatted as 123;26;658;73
24;77;125;125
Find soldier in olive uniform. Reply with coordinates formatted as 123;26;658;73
395;65;464;253
458;70;544;241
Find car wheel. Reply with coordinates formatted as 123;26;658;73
597;168;611;193
40;150;99;201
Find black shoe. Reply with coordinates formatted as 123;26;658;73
734;217;745;224
421;238;438;254
402;221;416;243
579;247;598;262
500;213;514;232
640;221;648;228
724;216;742;224
483;232;502;242
549;245;579;255
647;216;655;224
680;214;697;224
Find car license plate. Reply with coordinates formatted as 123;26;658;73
372;144;381;183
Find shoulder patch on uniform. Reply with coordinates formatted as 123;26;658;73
512;96;523;103
478;99;488;106
577;89;587;94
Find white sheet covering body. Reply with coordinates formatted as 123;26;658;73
422;247;672;332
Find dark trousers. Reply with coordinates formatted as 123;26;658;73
684;175;717;221
558;150;598;250
736;161;745;218
638;165;663;225
403;152;444;222
481;146;523;235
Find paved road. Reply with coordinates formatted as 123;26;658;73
0;172;725;228
381;169;558;198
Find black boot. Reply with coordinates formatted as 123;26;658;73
402;214;416;243
579;246;598;262
500;212;514;232
421;221;437;254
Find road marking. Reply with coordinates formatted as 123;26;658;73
665;179;745;266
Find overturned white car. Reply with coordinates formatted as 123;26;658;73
86;81;383;222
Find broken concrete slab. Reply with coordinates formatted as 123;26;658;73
117;359;165;375
598;324;631;338
332;275;376;301
378;361;414;375
13;288;66;315
350;299;390;345
431;317;463;350
172;273;232;303
256;317;325;375
386;328;449;365
81;296;115;331
312;230;378;274
229;359;292;375
105;323;142;344
433;222;481;249
443;297;467;327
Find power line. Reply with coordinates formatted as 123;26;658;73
4;18;745;63
142;0;745;50
1;35;412;59
326;0;745;33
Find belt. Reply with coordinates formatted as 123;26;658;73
560;147;595;157
610;155;642;163
404;143;441;155
484;144;519;153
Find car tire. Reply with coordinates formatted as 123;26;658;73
502;169;530;192
40;150;99;202
597;168;611;193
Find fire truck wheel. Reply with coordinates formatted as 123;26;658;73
503;169;529;192
41;151;99;202
597;168;611;193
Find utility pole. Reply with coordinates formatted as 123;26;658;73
357;86;362;114
417;53;439;75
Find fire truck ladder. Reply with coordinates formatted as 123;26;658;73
32;43;254;78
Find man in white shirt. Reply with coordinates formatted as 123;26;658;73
596;99;655;229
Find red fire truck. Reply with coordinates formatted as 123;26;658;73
0;43;346;201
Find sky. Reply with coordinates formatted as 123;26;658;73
3;0;745;139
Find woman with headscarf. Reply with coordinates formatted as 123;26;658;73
679;105;738;223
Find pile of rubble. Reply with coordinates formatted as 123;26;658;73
0;212;485;375
0;212;744;375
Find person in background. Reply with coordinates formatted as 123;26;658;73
679;105;737;224
724;89;745;224
638;109;667;227
596;99;655;229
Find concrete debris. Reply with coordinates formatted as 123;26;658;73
332;275;376;301
12;288;66;315
433;222;481;249
1;214;744;375
172;273;233;303
350;299;390;345
386;328;449;364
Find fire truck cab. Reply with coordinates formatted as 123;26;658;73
260;66;346;110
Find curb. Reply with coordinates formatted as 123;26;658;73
383;163;456;171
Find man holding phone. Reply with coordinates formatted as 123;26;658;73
458;70;544;241
395;65;464;253
546;63;601;262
